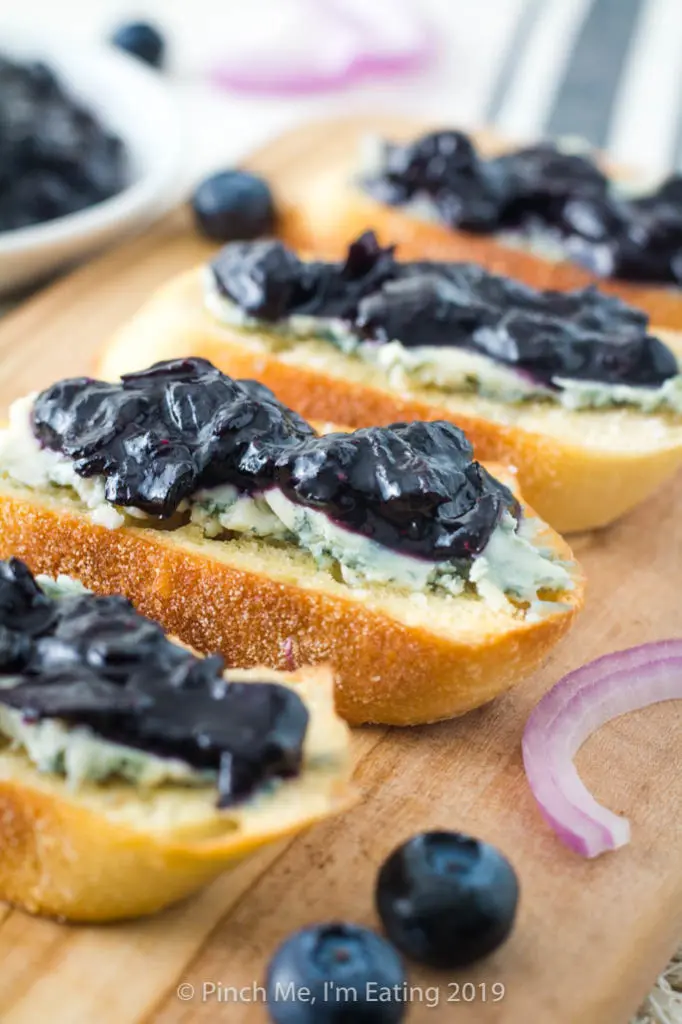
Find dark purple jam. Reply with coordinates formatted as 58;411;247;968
31;358;517;562
362;130;682;286
275;422;519;560
212;231;396;321
0;558;308;806
32;358;315;518
211;234;678;390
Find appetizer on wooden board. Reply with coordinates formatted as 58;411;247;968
99;234;682;534
0;559;351;922
280;127;682;330
0;358;582;727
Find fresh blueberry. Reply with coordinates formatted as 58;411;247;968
265;922;406;1023
376;831;519;969
192;170;276;242
111;22;165;69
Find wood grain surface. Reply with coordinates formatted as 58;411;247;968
0;118;680;1024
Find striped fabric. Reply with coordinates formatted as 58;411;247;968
481;0;682;174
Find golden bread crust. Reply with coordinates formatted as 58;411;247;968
0;479;583;730
97;269;682;533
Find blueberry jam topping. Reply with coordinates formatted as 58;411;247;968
211;233;678;390
363;130;682;285
212;231;396;320
0;56;128;232
31;358;518;562
275;422;519;560
0;559;308;805
32;358;315;518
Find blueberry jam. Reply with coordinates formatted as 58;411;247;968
32;358;315;518
0;559;308;805
211;233;678;390
0;56;128;232
275;422;519;560
363;130;682;285
31;358;518;562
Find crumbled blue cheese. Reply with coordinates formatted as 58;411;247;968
468;512;572;602
190;484;572;605
365;338;682;413
0;703;213;788
552;374;682;413
264;487;448;592
35;573;90;600
190;483;290;540
204;278;682;415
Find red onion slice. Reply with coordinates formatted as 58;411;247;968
209;0;434;96
522;641;682;857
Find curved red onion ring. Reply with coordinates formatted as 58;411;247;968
209;0;434;96
522;641;682;858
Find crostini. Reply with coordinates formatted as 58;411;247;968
98;235;682;533
0;559;351;922
281;127;682;329
0;358;582;727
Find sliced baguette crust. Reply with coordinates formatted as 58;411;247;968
0;477;583;730
280;160;682;330
98;268;682;533
0;664;352;922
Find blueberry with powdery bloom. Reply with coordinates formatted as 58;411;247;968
192;170;276;242
376;832;519;968
266;923;407;1023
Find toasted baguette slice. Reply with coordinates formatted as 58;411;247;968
0;474;583;729
279;140;682;330
98;268;682;534
0;661;351;922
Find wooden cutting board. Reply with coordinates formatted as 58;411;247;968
0;116;681;1024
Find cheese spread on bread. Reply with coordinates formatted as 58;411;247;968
0;701;214;788
0;395;572;608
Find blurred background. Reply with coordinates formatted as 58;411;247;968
4;0;682;184
2;0;682;298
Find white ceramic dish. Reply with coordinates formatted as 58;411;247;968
0;34;185;295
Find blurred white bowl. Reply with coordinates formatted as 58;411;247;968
0;33;185;295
